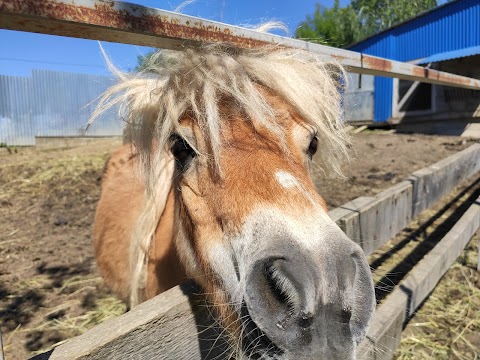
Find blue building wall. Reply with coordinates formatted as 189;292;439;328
349;0;480;122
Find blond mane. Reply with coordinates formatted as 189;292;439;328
90;44;351;306
91;44;350;185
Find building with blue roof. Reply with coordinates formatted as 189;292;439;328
345;0;480;128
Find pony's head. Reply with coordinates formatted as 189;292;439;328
92;45;375;359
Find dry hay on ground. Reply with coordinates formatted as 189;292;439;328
395;237;479;360
0;140;126;359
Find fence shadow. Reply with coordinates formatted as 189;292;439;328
181;282;231;360
372;177;480;304
371;176;480;273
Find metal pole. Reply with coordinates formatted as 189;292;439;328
1;0;480;90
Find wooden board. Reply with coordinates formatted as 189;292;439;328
359;294;407;360
328;196;374;224
338;182;412;255
36;283;229;360
409;143;480;218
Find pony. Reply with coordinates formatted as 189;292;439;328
91;44;375;359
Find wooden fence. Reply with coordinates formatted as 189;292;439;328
2;1;480;359
32;144;480;360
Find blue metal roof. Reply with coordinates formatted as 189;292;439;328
348;0;480;122
417;45;480;64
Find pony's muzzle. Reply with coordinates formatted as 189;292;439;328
243;242;375;358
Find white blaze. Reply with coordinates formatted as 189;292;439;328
275;170;318;206
275;171;300;189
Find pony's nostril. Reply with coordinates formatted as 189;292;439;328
263;260;292;310
298;310;314;329
341;308;352;324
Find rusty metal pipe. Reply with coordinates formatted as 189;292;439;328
1;0;480;90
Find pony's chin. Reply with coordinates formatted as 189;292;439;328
240;301;284;359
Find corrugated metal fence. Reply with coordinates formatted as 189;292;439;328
0;69;122;146
0;68;374;145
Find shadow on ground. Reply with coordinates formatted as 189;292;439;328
372;176;480;304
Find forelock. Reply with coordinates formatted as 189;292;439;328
90;44;350;191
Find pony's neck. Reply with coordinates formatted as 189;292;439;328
146;190;187;298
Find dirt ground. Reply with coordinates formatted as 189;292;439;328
0;131;478;359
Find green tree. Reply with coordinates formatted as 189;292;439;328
295;0;437;48
295;0;362;48
135;51;155;72
352;0;437;34
135;50;177;72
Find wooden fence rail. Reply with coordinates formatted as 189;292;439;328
34;143;480;359
330;143;480;255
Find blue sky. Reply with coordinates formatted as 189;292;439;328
0;0;445;77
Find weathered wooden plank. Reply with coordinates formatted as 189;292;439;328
338;182;412;255
331;144;480;252
409;143;480;218
358;196;480;360
360;181;412;255
403;201;480;317
359;293;407;360
39;283;229;360
328;196;374;224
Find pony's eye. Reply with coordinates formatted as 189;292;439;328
307;136;318;158
170;135;196;169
